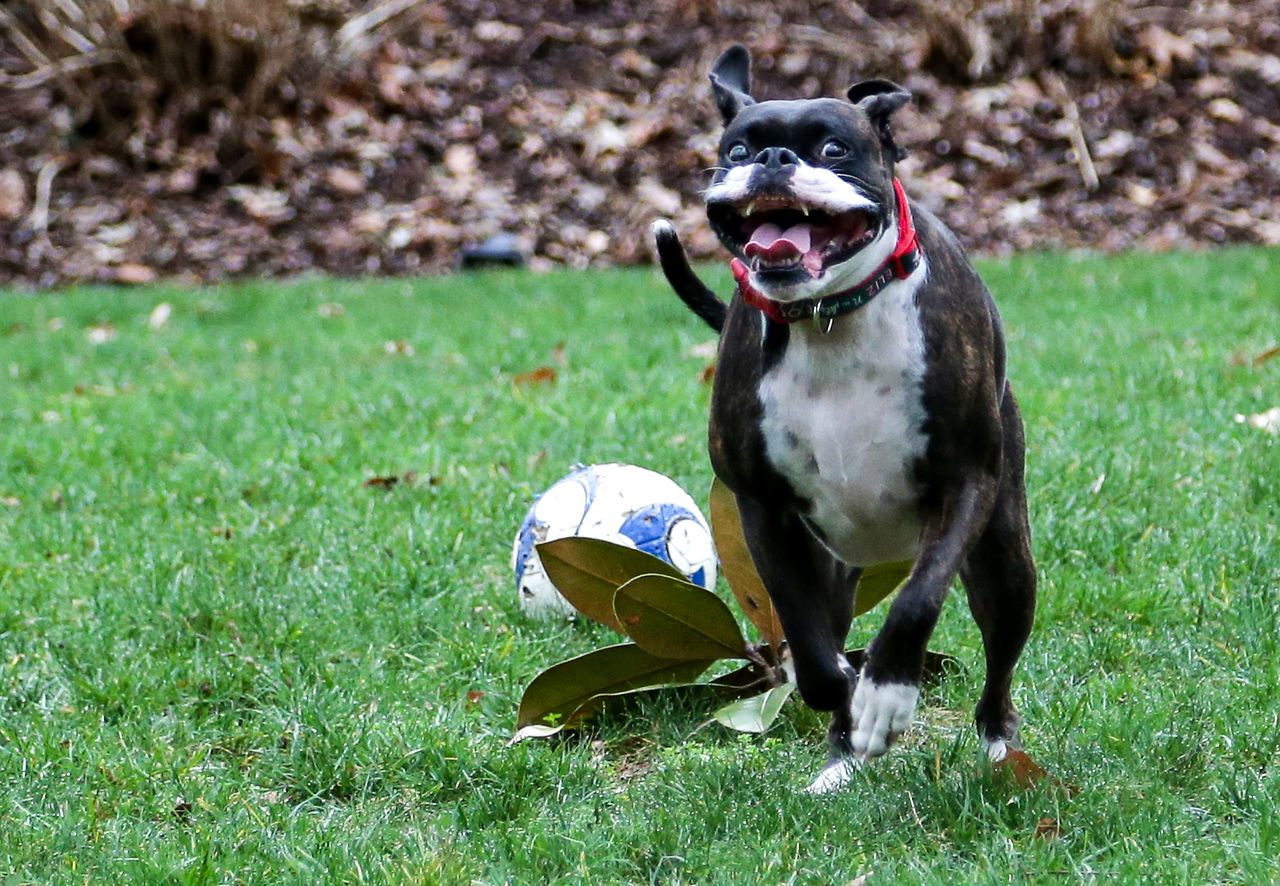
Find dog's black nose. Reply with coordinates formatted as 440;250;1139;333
754;147;798;168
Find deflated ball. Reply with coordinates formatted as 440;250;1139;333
512;463;718;618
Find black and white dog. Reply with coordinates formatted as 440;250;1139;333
653;45;1037;793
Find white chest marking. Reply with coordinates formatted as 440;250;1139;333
757;262;930;567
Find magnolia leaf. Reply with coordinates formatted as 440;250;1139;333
514;642;714;736
853;560;914;616
537;536;686;633
713;682;797;733
511;723;564;741
613;573;747;661
708;478;784;647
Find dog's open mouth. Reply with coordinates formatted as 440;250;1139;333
708;194;881;280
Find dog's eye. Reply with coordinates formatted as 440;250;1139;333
727;144;750;163
821;140;848;159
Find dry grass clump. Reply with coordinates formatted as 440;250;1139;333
0;0;415;173
915;0;1127;82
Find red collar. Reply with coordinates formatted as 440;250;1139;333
732;178;921;327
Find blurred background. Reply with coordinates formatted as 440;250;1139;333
0;0;1277;290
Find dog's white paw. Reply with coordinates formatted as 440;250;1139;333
982;737;1010;763
804;758;859;795
850;679;919;759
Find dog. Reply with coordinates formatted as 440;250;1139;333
652;45;1037;793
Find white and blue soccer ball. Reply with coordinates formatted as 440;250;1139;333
512;463;718;618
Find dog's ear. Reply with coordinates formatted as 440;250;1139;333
709;44;755;125
847;80;912;163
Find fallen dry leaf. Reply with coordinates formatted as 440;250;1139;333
991;748;1079;795
148;302;172;330
992;748;1049;787
86;323;117;345
1252;345;1280;367
1034;817;1064;841
513;366;557;386
112;263;157;285
363;471;418;489
325;167;366;195
227;185;293;223
0;169;27;220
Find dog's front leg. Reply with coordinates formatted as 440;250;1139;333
733;495;862;734
851;479;998;760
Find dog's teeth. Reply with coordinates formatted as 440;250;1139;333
745;202;756;216
801;204;810;216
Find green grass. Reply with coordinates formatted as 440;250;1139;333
2;248;1278;884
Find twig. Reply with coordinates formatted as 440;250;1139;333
335;0;424;51
0;5;57;70
1043;71;1100;192
785;24;878;58
833;0;877;29
907;789;925;828
30;156;65;238
0;5;97;115
36;5;94;55
0;50;115;89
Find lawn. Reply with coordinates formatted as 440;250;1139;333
1;248;1278;884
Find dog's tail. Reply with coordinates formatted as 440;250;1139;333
651;219;727;333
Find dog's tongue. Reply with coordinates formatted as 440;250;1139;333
744;222;812;261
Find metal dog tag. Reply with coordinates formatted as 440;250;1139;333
816;305;835;334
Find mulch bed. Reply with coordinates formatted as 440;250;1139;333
2;0;1278;290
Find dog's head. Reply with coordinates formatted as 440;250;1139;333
705;45;912;304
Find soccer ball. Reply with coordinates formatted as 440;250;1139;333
512;463;718;618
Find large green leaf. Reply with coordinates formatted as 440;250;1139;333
514;642;714;739
613;573;747;661
854;559;914;616
537;536;686;633
708;479;785;648
713;682;797;733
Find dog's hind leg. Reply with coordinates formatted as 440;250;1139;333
958;385;1037;761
